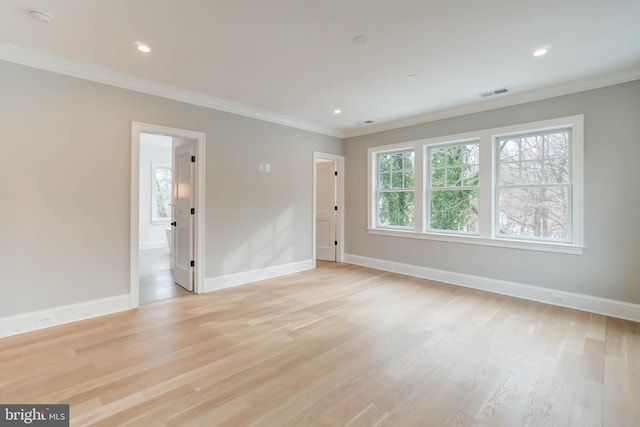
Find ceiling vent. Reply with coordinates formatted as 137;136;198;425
480;87;509;98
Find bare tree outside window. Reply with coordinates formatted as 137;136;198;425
496;130;571;241
152;165;172;223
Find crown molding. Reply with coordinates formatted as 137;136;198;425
3;42;638;142
344;66;640;139
0;42;344;138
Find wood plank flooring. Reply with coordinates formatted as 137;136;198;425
1;262;639;426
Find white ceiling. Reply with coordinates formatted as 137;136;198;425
1;0;639;138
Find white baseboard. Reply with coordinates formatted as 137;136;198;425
0;294;131;339
139;241;168;250
344;254;640;323
205;259;314;293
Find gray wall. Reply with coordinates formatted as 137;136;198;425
344;80;640;304
0;60;341;317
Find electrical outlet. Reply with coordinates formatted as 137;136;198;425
265;163;271;172
38;314;55;324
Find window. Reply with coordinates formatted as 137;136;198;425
152;164;172;223
376;150;415;228
367;115;584;254
496;129;571;241
428;141;479;233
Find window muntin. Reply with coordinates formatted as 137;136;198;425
376;150;415;229
367;116;583;253
496;129;571;241
428;141;480;233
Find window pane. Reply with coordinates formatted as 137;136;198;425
379;172;391;189
521;136;544;161
391;172;404;188
379;154;390;173
462;143;480;165
431;167;445;187
544;158;569;184
447;166;462;186
404;171;415;188
520;160;543;184
544;132;570;159
498;186;569;240
431;148;446;167
499;140;520;162
378;191;415;228
430;189;478;232
154;167;172;221
392;153;404;170
462;165;480;186
499;161;520;185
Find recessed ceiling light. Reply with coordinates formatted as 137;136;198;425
136;43;151;53
30;10;53;24
334;109;342;114
533;47;549;57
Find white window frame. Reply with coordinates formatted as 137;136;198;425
367;115;584;255
374;148;416;230
494;128;573;243
151;162;172;224
426;139;481;235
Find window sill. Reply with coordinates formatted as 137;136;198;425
367;228;584;255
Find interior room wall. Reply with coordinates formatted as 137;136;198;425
0;60;342;317
344;80;640;304
139;134;172;249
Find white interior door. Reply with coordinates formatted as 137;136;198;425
316;160;337;261
173;140;195;291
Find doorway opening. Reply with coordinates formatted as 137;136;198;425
313;152;345;266
130;123;206;307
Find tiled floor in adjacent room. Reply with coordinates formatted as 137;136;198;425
139;247;191;304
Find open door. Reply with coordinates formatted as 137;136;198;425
316;160;337;261
172;140;195;291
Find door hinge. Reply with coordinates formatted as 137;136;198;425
190;208;195;215
334;171;338;176
334;206;338;211
190;260;195;267
191;155;196;162
334;240;338;246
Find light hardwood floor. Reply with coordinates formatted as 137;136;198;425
1;262;638;426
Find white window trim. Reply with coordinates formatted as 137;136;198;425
151;162;172;224
367;115;584;255
374;149;416;230
426;139;481;235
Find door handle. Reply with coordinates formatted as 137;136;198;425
171;222;177;226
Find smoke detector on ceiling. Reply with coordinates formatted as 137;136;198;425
30;10;53;24
480;87;509;98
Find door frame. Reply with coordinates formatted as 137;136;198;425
312;152;345;267
130;122;206;307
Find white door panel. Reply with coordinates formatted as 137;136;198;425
173;141;195;291
316;161;336;261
